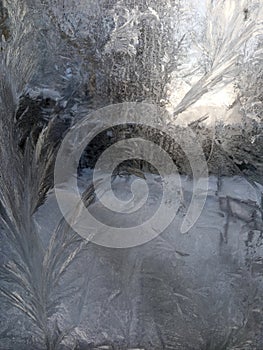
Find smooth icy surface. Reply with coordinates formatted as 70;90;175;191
24;173;263;349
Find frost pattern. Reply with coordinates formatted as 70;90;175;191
0;0;262;349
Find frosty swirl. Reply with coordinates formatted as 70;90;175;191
54;102;209;248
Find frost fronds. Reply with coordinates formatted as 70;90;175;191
173;0;263;117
